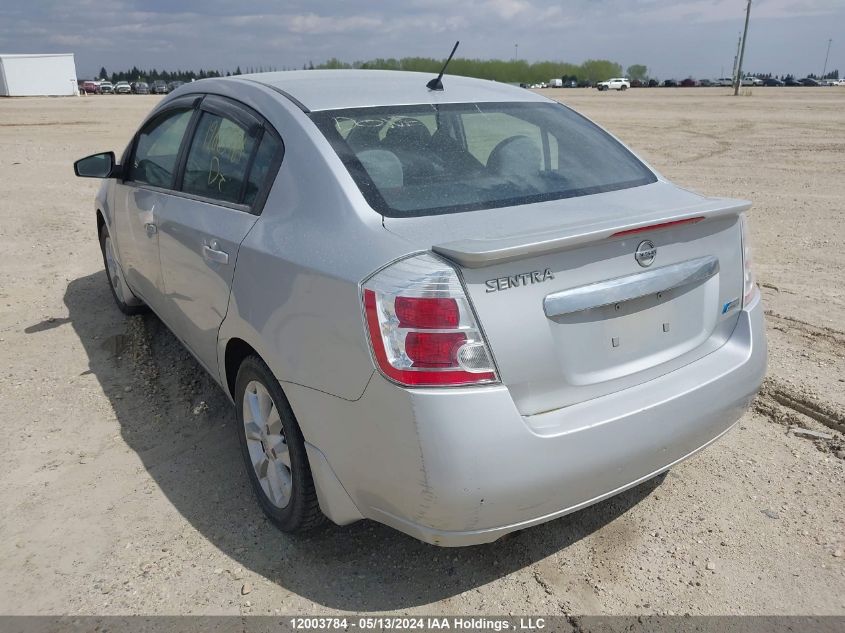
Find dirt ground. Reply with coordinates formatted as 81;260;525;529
0;88;842;616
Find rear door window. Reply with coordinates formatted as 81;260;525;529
181;112;258;205
128;109;193;188
243;132;283;206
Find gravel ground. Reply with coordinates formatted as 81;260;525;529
0;88;842;616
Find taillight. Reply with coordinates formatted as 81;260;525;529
362;253;498;387
740;213;757;306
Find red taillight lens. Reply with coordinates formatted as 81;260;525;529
395;296;459;329
361;254;498;387
405;332;467;368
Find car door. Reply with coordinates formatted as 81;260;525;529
155;95;284;374
112;99;197;309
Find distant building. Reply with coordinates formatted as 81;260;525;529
0;53;78;96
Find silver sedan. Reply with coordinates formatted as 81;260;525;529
74;70;766;546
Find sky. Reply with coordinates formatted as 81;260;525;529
0;0;841;80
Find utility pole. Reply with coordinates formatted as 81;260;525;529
822;38;832;79
514;44;518;62
732;34;742;82
734;0;752;95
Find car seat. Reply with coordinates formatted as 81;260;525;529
356;149;404;190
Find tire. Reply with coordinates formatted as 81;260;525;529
620;85;628;91
99;224;147;315
235;355;325;532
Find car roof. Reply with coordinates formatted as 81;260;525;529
230;69;550;112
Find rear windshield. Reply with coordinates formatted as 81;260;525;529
310;102;656;217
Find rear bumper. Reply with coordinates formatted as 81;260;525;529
290;293;766;546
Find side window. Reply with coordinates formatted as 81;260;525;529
547;132;559;171
182;111;257;204
243;133;283;206
129;109;193;188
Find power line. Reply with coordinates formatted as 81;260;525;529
822;38;832;79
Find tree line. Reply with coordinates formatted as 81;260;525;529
97;66;268;83
764;71;839;80
96;59;837;87
314;57;644;85
96;58;643;86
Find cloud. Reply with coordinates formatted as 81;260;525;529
616;0;843;23
0;0;842;79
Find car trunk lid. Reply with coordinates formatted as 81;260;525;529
408;189;748;415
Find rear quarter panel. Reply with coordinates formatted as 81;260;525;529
214;81;414;402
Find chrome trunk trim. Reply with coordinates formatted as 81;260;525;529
544;255;719;317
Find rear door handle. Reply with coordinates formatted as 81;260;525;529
202;241;229;265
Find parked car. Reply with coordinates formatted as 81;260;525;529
647;79;660;87
82;80;100;94
662;79;679;87
763;78;784;86
698;79;714;87
740;77;763;86
150;80;169;94
132;82;151;94
73;70;765;546
680;78;698;87
783;77;802;87
717;77;734;87
630;78;645;88
832;79;845;87
800;77;820;86
167;80;185;92
99;81;114;94
596;77;630;91
114;81;132;94
577;79;594;88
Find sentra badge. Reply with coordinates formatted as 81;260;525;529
485;268;555;293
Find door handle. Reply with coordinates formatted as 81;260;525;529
202;241;229;265
144;222;157;236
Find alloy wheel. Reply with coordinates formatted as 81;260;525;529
242;380;292;508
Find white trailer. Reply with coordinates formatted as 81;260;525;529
549;78;563;88
0;53;78;97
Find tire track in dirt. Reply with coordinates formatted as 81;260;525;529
765;310;845;349
756;377;845;433
755;309;845;449
674;119;755;165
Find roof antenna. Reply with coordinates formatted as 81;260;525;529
426;41;460;91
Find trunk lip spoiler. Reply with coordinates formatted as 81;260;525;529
432;198;750;269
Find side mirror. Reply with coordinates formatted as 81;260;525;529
74;151;121;178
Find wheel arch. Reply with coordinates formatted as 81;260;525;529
223;337;259;400
222;335;365;526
